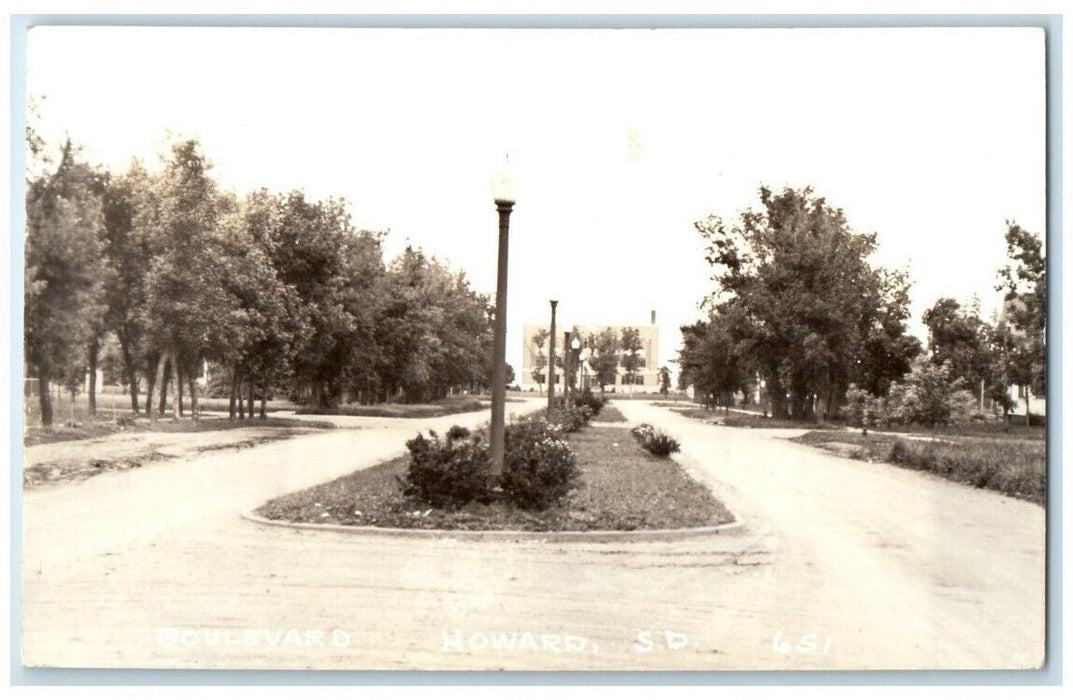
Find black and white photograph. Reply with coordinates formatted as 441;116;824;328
14;19;1051;677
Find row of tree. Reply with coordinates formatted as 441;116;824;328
25;135;496;427
677;186;1045;422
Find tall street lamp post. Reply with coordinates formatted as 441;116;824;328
547;300;558;415
489;159;518;477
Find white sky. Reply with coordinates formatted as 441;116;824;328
24;26;1046;378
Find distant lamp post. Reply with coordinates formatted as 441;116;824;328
547;300;559;415
624;348;637;396
570;334;582;402
578;348;589;392
589;348;599;393
489;156;518;477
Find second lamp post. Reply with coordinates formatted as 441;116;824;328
547;299;558;415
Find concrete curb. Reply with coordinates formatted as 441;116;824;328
240;509;746;543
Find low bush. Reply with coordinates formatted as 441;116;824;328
630;423;681;458
502;416;581;509
405;418;582;511
553;403;594;433
840;384;885;429
404;426;493;508
574;389;607;417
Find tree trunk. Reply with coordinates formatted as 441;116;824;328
171;349;181;421
158;354;170;416
767;375;789;419
789;374;812;421
38;373;54;428
237;368;246;419
148;352;169;423
228;366;238;420
118;332;140;414
188;373;199;421
87;336;99;416
177;362;184;417
259;382;267;419
1025;394;1031;427
247;374;255;419
145;352;158;417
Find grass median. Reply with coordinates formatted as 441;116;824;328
594;404;628;422
256;424;733;532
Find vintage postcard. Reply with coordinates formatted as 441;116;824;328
17;22;1049;675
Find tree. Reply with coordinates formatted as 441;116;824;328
697;185;918;420
504;363;516;387
620;327;644;388
984;316;1020;418
100;161;154;413
268;191;386;408
24;138;106;427
677;306;749;411
530;328;549;394
658;366;672;396
852;268;922;397
141;140;248;421
587;328;620;394
996;221;1046;424
923;297;992;394
375;246;492;403
211;191;301;419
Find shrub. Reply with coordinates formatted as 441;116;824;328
554;403;594;433
885;359;974;427
404;427;493;507
630;423;681;457
502;415;580;509
840;384;885;429
574;389;606;417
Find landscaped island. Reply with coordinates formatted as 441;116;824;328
256;400;732;532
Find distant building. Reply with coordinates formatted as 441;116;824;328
520;312;660;393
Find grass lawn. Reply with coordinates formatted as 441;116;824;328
595;404;628;422
791;430;1046;505
23;413;334;447
669;405;838;430
294;396;515;419
256;425;733;531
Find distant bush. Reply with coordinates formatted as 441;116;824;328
840;384;884;429
630;423;681;458
502;415;581;509
841;361;979;430
554;403;594;433
574;389;607;417
404;427;493;507
884;359;976;427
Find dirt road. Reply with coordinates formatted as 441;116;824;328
20;399;1044;671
